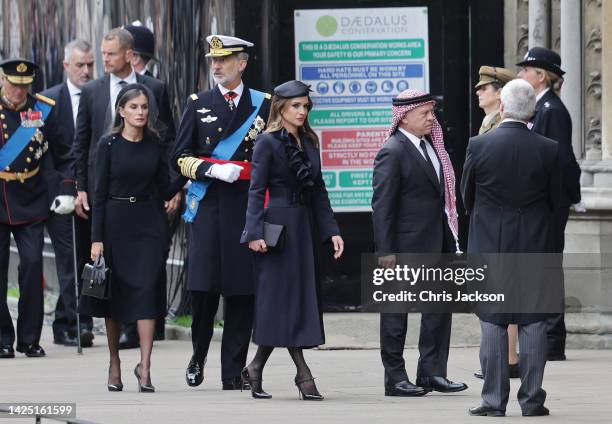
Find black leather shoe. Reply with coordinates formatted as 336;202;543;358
474;369;484;379
186;356;205;387
223;376;250;390
547;353;566;361
416;376;467;393
0;345;14;358
16;344;46;357
384;380;429;397
118;329;139;350
79;329;94;348
522;405;550;416
469;405;506;417
53;331;77;346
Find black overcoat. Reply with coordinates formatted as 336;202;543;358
461;121;561;325
241;130;339;347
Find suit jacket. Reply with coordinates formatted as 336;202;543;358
371;130;454;255
72;73;175;194
531;89;581;206
461;121;561;324
41;82;75;199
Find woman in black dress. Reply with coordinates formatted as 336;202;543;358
83;84;180;392
240;80;344;400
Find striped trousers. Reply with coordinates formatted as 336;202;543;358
479;320;548;413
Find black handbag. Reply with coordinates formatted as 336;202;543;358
263;222;286;250
81;255;112;300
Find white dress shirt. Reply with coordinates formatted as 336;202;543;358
110;70;137;120
66;79;82;127
398;127;441;181
218;81;244;108
535;87;550;103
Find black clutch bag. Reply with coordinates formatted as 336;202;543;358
263;222;286;250
81;255;111;300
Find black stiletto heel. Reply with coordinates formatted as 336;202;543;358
134;363;155;393
107;364;123;392
241;367;272;399
295;377;324;401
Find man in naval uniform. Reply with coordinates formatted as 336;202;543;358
0;59;75;358
172;35;271;390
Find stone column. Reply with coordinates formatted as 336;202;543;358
529;0;550;48
602;0;612;159
560;0;583;159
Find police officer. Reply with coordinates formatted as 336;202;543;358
172;35;271;389
517;47;583;361
125;21;155;77
0;59;75;358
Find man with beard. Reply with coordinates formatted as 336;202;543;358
172;35;271;390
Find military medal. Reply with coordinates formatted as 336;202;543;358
19;110;44;128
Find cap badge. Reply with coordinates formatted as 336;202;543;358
16;63;28;73
210;36;223;49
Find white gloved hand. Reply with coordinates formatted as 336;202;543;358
50;195;76;215
571;201;587;213
206;163;243;183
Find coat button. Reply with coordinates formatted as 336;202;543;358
3;133;8;139
26;158;31;163
2;124;6;129
218;127;223;132
0;114;5;119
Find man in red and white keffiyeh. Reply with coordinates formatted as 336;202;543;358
372;88;468;397
389;89;460;252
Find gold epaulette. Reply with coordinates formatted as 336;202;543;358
190;93;198;101
264;93;272;99
35;93;56;106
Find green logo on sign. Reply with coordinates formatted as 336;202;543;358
316;15;338;37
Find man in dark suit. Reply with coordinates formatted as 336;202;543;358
0;59;75;358
462;79;559;417
172;35;271;390
372;89;467;397
42;39;95;348
72;27;180;348
518;47;583;361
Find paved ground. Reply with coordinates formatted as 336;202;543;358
1;324;611;424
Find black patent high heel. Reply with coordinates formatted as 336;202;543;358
107;364;123;392
241;367;272;399
295;377;324;401
134;363;155;393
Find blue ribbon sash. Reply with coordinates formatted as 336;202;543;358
0;101;52;171
182;89;265;222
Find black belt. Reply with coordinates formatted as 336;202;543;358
109;195;152;203
267;188;312;207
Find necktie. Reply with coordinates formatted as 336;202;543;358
419;138;439;181
224;91;237;111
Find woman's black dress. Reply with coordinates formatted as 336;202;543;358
241;129;340;348
79;133;178;323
